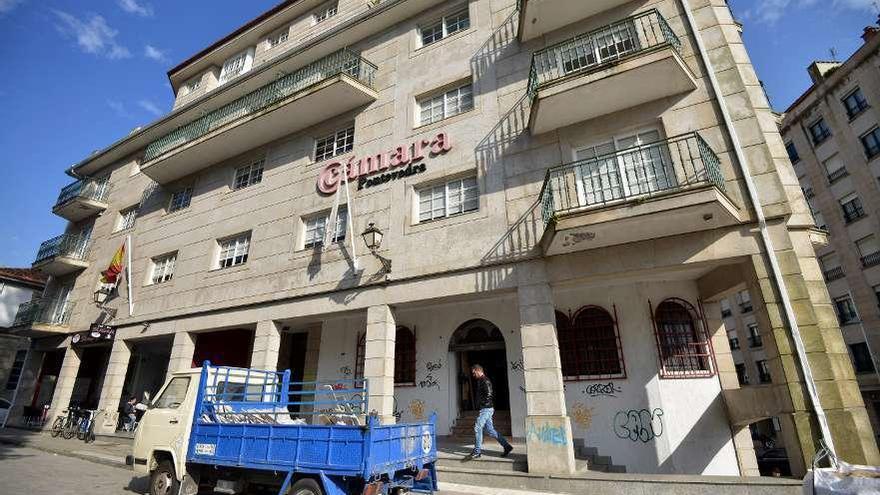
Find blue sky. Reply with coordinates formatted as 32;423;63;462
0;0;877;267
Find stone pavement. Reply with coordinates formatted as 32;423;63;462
0;426;132;468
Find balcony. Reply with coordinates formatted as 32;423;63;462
823;266;846;282
12;299;75;336
539;133;740;255
32;233;90;276
518;0;629;42
142;49;378;184
527;10;696;135
862;252;880;269
52;178;111;222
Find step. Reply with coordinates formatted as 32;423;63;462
437;448;528;473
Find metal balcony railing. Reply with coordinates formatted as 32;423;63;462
748;335;763;348
862;252;880;268
13;299;76;327
55;177;111;208
823;266;845;282
539;132;725;225
144;49;377;162
527;10;681;97
34;233;91;264
826;167;849;183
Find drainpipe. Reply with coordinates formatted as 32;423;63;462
679;0;837;457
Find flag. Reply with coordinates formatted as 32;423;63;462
101;242;125;285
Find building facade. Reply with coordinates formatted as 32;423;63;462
0;268;46;409
780;24;880;446
8;0;880;477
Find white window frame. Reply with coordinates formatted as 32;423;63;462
168;187;193;213
267;28;289;48
314;126;355;162
313;2;338;24
303;206;348;249
219;48;255;84
233;159;264;190
418;7;470;48
857;235;879;257
151;253;177;285
181;77;201;97
417;82;474;126
416;176;479;223
117;206;137;232
217;233;251;269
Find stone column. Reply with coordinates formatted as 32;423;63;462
166;332;196;380
46;345;80;422
95;339;132;434
252;320;282;371
365;305;396;424
517;260;576;475
7;349;44;426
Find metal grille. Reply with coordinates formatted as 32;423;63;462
55;177;111;208
395;326;416;386
34;232;91;264
556;306;626;381
355;333;366;380
12;298;75;327
650;298;715;378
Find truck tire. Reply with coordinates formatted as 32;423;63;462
150;460;181;495
289;478;323;495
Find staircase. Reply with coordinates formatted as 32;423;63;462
449;410;512;439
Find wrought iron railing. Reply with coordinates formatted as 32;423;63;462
862;252;880;269
539;132;725;225
144;49;377;162
827;167;848;183
13;299;76;327
528;10;681;98
823;266;845;282
55;178;111;208
34;233;91;264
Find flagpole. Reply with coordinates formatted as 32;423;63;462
126;234;134;316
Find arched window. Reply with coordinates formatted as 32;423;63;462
355;333;366;380
652;298;714;378
395;326;416;385
558;306;625;380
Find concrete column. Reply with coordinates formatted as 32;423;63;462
46;345;81;421
166;332;196;380
731;425;761;476
517;260;576;475
95;339;132;434
252;321;282;370
7;349;44;426
365;305;396;424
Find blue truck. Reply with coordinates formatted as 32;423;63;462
127;362;438;495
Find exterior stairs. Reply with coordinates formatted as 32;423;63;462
449;410;512;439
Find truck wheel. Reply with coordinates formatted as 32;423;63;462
150;460;180;495
289;478;323;495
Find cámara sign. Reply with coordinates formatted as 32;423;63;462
317;132;451;194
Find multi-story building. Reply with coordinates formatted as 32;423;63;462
0;268;47;419
780;22;880;444
7;0;879;478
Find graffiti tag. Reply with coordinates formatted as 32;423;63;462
583;382;622;398
392;397;402;422
571;403;594;430
425;360;442;372
339;366;352;376
510;359;524;371
418;373;440;390
527;423;567;446
613;408;664;443
408;399;426;421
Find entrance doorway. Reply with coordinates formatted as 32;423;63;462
449;320;510;412
277;332;308;413
191;329;254;368
70;345;111;410
119;337;172;411
31;349;65;410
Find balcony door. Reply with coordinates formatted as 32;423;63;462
72;224;93;259
574;129;675;208
49;284;72;324
557;19;641;76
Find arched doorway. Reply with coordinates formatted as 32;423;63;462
449;319;510;412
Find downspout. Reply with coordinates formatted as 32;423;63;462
679;0;836;457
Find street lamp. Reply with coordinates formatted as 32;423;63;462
361;222;392;273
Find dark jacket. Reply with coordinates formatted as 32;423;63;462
475;376;494;409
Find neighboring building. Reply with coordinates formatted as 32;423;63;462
780;20;880;443
0;268;47;406
7;0;879;478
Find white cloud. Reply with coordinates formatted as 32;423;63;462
743;0;875;25
117;0;153;17
107;100;130;118
138;100;163;116
0;0;25;15
53;10;131;60
144;44;169;63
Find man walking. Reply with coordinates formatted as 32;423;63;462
469;364;513;459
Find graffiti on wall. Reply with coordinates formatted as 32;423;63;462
339;366;352;377
510;359;524;371
419;360;442;390
613;408;664;443
392;397;402;422
583;382;622;398
570;403;594;430
526;422;568;446
408;399;426;421
426;360;442;372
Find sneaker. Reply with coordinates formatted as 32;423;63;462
502;445;513;458
466;450;482;460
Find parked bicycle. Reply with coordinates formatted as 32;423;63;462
76;408;97;443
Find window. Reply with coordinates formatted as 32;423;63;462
395;326;417;385
860;127;880;159
850;342;875;373
168;187;192;212
419;7;470;47
354;333;366;380
808;118;832;145
842;88;869;119
233;160;264;190
5;350;27;390
785;141;800;163
117;206;137;231
720;299;732;318
823;155;847;183
267;29;289;48
417;176;478;222
653;299;714;377
418;83;473;125
802;186;815;200
834;295;859;325
151;253;177;285
556;307;625;380
313;2;337;23
729;336;740;350
218;233;250;268
747;323;762;348
756;360;772;384
181;77;201;97
820;253;845;281
736;289;753;313
219;48;253;83
303;206;347;249
154;377;190;409
840;193;866;223
858;235;880;268
735;363;749;385
315;126;355;162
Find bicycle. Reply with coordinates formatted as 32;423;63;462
61;407;81;440
77;409;97;443
49;410;68;438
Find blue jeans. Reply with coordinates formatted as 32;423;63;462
474;407;511;454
